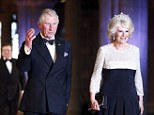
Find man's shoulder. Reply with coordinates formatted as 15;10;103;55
56;35;71;45
0;59;3;63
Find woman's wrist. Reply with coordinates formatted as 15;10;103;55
139;101;144;103
90;92;96;102
139;96;144;103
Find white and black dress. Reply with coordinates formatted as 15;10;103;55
90;43;144;115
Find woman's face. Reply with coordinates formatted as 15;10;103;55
114;25;129;44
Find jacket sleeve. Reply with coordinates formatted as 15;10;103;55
19;71;27;90
16;42;32;72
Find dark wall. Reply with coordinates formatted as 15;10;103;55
147;0;154;114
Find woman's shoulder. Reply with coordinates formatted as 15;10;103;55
128;44;139;51
98;44;113;53
99;44;111;50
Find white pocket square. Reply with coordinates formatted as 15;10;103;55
64;52;68;57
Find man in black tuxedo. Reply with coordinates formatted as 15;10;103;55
0;43;26;115
16;8;72;115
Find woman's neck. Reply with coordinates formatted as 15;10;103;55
113;42;128;51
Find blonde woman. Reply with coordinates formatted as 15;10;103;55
89;13;144;115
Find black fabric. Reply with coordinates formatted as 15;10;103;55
43;39;55;45
17;34;72;113
24;112;66;115
4;59;12;63
0;58;26;115
98;69;140;115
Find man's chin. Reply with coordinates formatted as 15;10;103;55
47;34;55;38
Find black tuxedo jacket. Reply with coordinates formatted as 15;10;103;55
0;58;26;107
16;34;72;113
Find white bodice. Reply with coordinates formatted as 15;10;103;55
90;43;144;96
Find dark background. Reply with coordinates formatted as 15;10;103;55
0;0;154;115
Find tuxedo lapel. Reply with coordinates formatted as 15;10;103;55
48;36;65;73
33;35;65;74
1;60;10;75
55;37;64;61
11;59;18;75
33;35;53;66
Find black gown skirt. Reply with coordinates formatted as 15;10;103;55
98;69;140;115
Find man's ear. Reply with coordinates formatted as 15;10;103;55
37;22;41;29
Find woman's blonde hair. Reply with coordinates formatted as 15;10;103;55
107;12;134;41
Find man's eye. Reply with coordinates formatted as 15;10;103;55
44;22;50;25
46;23;50;25
53;22;57;25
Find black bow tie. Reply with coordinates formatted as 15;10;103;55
43;39;55;45
4;59;12;63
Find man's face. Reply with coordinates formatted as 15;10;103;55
38;14;59;38
2;45;12;59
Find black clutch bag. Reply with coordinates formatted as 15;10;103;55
88;93;107;112
95;93;107;109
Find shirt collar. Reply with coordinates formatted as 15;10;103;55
3;57;12;61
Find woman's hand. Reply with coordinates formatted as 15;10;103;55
138;96;144;115
139;101;144;115
90;99;100;111
90;92;100;111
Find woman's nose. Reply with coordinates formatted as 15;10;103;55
122;32;126;37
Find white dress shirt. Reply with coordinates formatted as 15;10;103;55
3;58;12;74
6;60;12;74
